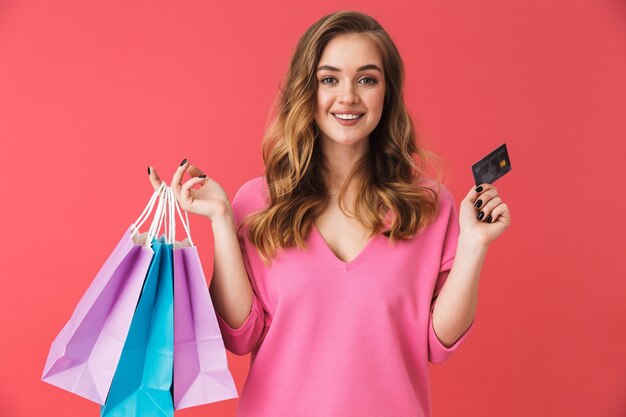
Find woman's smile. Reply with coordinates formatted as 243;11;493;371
332;112;365;126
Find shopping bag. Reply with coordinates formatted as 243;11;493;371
171;194;238;409
42;182;168;404
101;234;174;417
101;185;175;417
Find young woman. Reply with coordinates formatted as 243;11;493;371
148;10;510;417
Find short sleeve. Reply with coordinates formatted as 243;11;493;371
214;180;268;356
428;185;475;364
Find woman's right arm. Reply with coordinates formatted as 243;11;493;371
208;209;255;330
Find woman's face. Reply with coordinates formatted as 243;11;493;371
314;33;385;149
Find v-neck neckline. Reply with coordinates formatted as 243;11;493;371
310;209;391;269
311;222;379;268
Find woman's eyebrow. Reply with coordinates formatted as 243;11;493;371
316;64;382;73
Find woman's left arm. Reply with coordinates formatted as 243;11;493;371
432;183;511;347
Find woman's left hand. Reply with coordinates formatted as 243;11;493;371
458;183;511;247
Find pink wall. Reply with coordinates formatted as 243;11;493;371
1;0;625;416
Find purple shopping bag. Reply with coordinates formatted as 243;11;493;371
170;194;238;409
42;183;169;404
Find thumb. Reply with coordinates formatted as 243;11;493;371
148;166;165;190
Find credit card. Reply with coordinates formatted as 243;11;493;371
471;143;512;185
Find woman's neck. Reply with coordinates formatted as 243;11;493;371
318;133;370;189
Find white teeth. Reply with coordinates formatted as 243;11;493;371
333;113;362;120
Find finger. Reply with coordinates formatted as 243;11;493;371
171;159;190;202
472;183;497;194
477;196;502;222
148;166;164;190
179;176;207;210
473;188;499;211
467;183;496;206
488;203;508;223
187;164;204;177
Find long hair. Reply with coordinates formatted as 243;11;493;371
240;10;446;265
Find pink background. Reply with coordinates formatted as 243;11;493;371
1;0;625;416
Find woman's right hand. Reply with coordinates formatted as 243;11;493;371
147;159;232;221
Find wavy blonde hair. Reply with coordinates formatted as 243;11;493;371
239;10;446;265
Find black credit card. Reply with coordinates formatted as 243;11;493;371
471;143;512;186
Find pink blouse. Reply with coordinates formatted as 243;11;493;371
215;175;474;417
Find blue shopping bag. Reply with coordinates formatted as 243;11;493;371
101;235;174;417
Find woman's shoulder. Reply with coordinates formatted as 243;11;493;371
412;177;457;227
232;175;270;219
235;175;267;198
414;176;454;204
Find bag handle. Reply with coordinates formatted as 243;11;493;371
164;185;194;246
131;181;167;238
166;186;175;244
144;183;169;247
170;185;194;246
134;182;195;246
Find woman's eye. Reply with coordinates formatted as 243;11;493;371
359;76;377;85
319;76;377;85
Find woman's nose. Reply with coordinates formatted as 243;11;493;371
337;83;360;104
